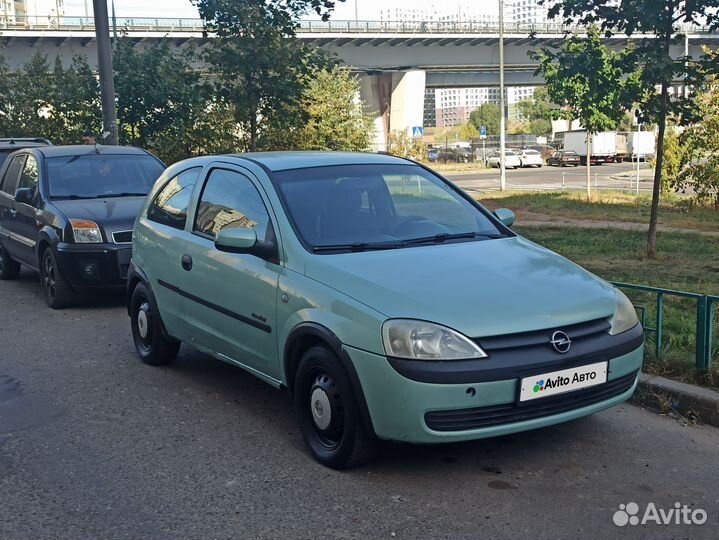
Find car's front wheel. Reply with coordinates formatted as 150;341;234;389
40;248;74;308
130;282;180;366
0;244;21;280
294;345;376;469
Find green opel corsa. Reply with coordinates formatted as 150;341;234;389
128;152;644;469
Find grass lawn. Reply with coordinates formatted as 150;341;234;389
494;192;719;388
480;190;719;233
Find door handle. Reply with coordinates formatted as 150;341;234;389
181;254;193;271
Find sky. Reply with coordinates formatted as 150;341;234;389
60;0;446;20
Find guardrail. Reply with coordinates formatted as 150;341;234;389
0;16;716;35
612;282;718;370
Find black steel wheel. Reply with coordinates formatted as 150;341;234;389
294;345;376;469
130;282;180;366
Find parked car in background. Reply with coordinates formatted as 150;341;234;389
427;148;439;162
0;138;51;172
0;145;165;308
438;147;473;163
547;150;581;167
486;150;521;169
128;151;644;469
517;149;543;168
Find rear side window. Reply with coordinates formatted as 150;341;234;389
147;167;202;230
0;155;27;195
193;168;271;241
18;155;39;192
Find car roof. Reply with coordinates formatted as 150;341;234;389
0;138;51;150
226;151;413;172
33;145;152;159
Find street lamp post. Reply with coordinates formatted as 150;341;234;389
92;0;118;145
498;0;506;191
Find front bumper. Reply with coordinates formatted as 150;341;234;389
349;340;644;444
54;242;132;291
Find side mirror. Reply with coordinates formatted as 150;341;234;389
494;208;515;228
215;227;257;253
15;187;34;205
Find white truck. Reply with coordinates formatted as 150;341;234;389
627;131;656;160
560;130;617;165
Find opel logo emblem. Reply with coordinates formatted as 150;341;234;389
550;330;572;354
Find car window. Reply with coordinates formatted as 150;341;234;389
147;167;202;230
194;168;271;241
18;154;39;192
0;155;27;195
272;164;503;250
47;154;165;199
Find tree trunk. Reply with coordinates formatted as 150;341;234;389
647;82;669;259
586;132;592;199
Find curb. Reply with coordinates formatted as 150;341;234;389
632;373;719;427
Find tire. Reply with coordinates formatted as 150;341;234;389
0;244;21;280
294;345;377;469
40;248;75;309
130;281;180;366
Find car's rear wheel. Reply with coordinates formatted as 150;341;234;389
0;244;21;280
130;282;180;366
40;248;74;309
294;345;376;469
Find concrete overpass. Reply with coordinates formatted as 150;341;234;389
2;17;717;147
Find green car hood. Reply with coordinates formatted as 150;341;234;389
304;237;617;339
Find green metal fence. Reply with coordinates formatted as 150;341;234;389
612;282;718;370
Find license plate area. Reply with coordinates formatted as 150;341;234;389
519;361;608;403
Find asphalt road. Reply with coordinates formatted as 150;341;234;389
445;161;655;194
1;269;718;540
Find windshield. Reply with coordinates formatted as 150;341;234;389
272;164;505;252
524;150;540;155
47;154;164;199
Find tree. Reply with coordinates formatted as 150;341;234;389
517;86;557;134
387;130;427;161
0;51;101;143
544;0;719;257
675;61;719;208
469;103;500;136
194;0;337;151
532;26;640;198
114;39;205;151
296;66;374;151
458;122;480;140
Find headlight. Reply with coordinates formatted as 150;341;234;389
382;319;487;360
70;219;103;243
608;290;639;335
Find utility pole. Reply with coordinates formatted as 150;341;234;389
93;0;118;145
498;0;506;191
111;0;117;42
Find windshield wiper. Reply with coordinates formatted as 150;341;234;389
51;194;98;200
96;191;147;199
313;242;402;253
96;192;147;198
402;232;506;246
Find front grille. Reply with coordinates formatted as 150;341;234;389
475;318;610;354
112;230;133;244
424;370;638;432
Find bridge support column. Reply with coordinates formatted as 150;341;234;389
359;70;425;152
389;70;426;137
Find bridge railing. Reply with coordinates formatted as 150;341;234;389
0;16;714;35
